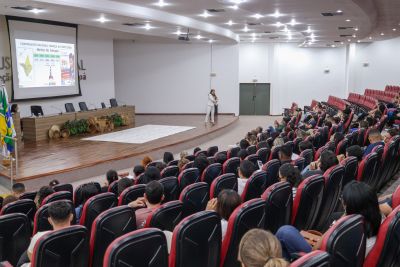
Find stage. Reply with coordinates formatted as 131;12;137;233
0;115;238;189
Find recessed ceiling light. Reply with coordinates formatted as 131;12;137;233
199;10;211;18
380;32;385;36
352;34;356;38
306;26;312;33
173;29;183;35
252;13;263;19
243;25;249;32
226;20;234;26
229;0;246;4
209;39;214;43
393;28;397;31
336;10;343;13
289;19;298;26
354;27;359;31
332;44;336;47
346;19;351;22
195;34;203;40
153;0;169;7
283;25;289;32
348;39;351;42
229;5;239;10
340;42;344;44
357;40;361;43
96;16;110;23
288;32;292;40
143;23;154;30
30;8;44;14
270;10;283;18
273;22;283;27
369;36;372;40
251;38;256;43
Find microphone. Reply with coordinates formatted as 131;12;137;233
50;105;63;115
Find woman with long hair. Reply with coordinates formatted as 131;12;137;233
205;89;218;125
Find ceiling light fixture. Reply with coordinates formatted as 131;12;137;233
252;13;263;19
229;0;245;4
144;23;153;30
348;39;351;42
229;5;239;10
369;36;372;40
251;38;256;43
332;44;336;47
271;10;283;18
352;34;356;38
243;25;249;32
209;39;214;43
357;40;361;43
195;34;203;40
354;27;359;31
226;20;234;26
340;42;344;45
199;10;211;18
380;32;385;36
393;28;397;31
346;19;351;22
96;15;110;23
306;26;312;33
154;0;169;7
173;29;183;35
288;31;292;40
274;22;283;27
289;18;298;26
30;8;44;14
336;10;343;13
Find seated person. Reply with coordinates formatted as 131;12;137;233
20;201;73;267
279;163;301;199
128;180;164;228
141;155;153;168
12;182;26;198
349;122;360;133
117;177;133;196
101;169;119;192
163;151;174;165
272;137;285;150
75;183;98;223
239;229;289;267
363;129;384;157
298;140;313;153
177;151;190;170
34;186;55;208
337;145;363;162
193;155;209;175
206;189;242;240
301;150;338;179
239;139;250;150
193;147;201;155
133;165;145;179
215;151;227;164
382;128;399;144
276;181;382;260
237;149;249;161
155;161;166;172
279;143;294;164
3;195;18;206
138;166;161;184
237;160;257;195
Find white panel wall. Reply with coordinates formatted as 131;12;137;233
114;41;239;115
0;17;116;117
239;43;270;83
348;38;400;94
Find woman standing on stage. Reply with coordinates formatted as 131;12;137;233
205;89;218;125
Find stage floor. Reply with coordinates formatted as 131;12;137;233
2;115;237;182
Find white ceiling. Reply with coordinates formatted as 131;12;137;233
0;0;399;46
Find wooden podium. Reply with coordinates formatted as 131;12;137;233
21;105;135;142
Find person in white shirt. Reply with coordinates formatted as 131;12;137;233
278;163;302;199
206;189;242;240
237;160;257;196
205;89;218;125
21;201;74;267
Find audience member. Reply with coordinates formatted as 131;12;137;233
237;149;249;161
118;177;133;195
133;165;145;178
206;189;242;240
279;163;301;198
155;161;166;172
12;182;26;198
279;143;293;164
273;137;285;148
102;169;119;192
128;180;164;228
344;145;363;162
178;151;190;170
163;151;174;164
48;179;60;187
239;229;289;267
363;129;384;157
239;139;250;150
301;150;338;178
193;155;209;175
139;166;161;184
237;160;256;195
298;140;313;153
34;186;55;208
382;128;399;143
141;155;153;168
21;201;73;267
75;183;98;223
215;151;227;164
3;195;18;206
193;147;201;155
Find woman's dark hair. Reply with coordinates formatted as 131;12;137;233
81;183;98;204
216;189;242;221
106;169;119;184
143;166;161;182
239;139;250;150
346;145;363;161
37;186;55;206
333;132;345;146
193;156;209;175
237;149;249;160
319;150;338;172
342;181;381;237
324;120;332;129
133;165;145;176
279;163;301;188
193;147;201;155
163;152;174;164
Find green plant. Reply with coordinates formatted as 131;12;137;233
110;113;123;127
61;119;89;136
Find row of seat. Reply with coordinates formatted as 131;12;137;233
348;92;378;110
327;95;347;111
385;85;400;94
364;89;398;103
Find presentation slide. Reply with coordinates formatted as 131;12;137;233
16;39;75;88
7;17;80;101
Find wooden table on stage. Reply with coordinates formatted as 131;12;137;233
21;105;135;142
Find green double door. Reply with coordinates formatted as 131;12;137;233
239;83;271;115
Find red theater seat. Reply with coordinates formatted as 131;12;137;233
256;147;270;164
178;167;200;191
53;183;73;194
201;163;223;186
222;157;240;176
209;173;238;199
241;170;267;201
0;199;36;222
41;191;73;206
290;250;330;267
145;200;182;232
118;184;145;206
161;165;179;178
179;182;209;218
340;156;358;189
262;159;280;188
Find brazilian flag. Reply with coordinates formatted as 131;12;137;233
0;85;16;153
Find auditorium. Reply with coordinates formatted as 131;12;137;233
0;0;399;266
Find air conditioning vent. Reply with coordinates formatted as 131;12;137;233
207;8;225;13
264;31;272;34
340;34;353;37
11;6;36;11
269;36;279;39
321;12;343;17
334;40;341;43
338;26;354;30
122;23;145;27
247;22;262;26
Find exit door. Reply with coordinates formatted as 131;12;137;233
239;83;270;115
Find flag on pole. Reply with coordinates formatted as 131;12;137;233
0;85;16;154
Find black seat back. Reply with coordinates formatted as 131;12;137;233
210;173;238;198
118;184;145;205
245;154;259;167
246;145;257;155
220;199;266;267
159;177;180;202
201;163;222;186
79;102;89;111
0;213;31;266
170;211;221;267
90;206;137;267
262;182;292;233
262;159;280;189
0;199;36;222
256;147;271;164
291;250;330;267
161;165;179;178
178;168;200;191
110;98;118;107
31;225;89;267
357;152;378;188
65;103;75;112
179;182;209;218
19;191;37;201
146;200;183;232
340;156;358;189
103;228;168;267
241;170;266;201
79;193;117;234
31;105;43;116
227;147;240;158
53;184;73;194
74;182;101;207
222;157;240;176
41;191;73;206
